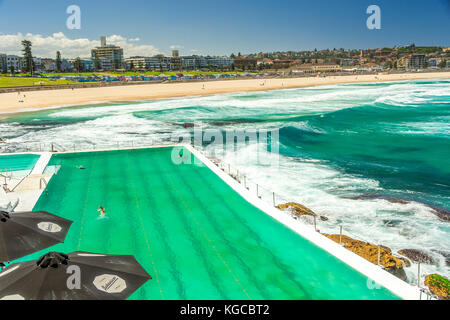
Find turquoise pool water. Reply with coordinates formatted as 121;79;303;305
23;147;400;300
0;153;40;172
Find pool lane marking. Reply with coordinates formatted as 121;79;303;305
165;168;252;300
152;152;230;299
125;153;165;300
173;163;273;299
135;154;186;299
77;154;96;250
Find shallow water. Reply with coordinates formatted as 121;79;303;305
1;78;449;284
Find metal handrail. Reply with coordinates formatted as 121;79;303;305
39;177;48;190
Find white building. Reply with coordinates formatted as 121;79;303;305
126;56;173;71
6;55;23;72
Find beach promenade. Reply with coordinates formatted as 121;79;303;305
0;71;449;114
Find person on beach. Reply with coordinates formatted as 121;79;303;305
98;206;105;217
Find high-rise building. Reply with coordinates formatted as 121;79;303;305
171;50;182;70
409;54;426;69
91;36;124;70
100;36;107;48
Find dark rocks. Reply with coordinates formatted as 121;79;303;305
387;266;407;281
347;194;410;204
427;205;450;222
382;219;403;227
398;249;435;264
346;193;450;222
432;250;450;267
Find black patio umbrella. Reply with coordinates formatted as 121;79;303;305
0;251;152;300
0;211;73;263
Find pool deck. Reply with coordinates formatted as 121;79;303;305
1;145;428;300
0;152;50;212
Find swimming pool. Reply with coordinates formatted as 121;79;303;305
0;153;40;172
26;147;399;299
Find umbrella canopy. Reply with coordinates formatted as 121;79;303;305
0;251;152;300
0;211;73;263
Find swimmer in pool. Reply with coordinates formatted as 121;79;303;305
97;206;105;217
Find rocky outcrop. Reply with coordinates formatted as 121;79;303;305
277;202;328;221
425;274;449;300
322;234;408;281
398;249;435;264
432;250;450;267
346;194;410;204
428;205;450;222
277;202;315;217
346;193;449;222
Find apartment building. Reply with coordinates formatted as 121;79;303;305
6;55;23;72
91;37;124;71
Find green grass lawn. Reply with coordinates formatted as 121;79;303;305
0;70;248;87
0;76;75;87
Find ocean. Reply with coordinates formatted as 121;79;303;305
1;78;449;284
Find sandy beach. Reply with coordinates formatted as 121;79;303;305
0;72;449;114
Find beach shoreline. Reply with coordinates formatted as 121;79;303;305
0;72;449;114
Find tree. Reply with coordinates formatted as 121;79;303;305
94;55;101;71
56;51;62;72
10;65;15;75
438;59;446;68
21;40;34;75
75;57;83;73
114;60;121;70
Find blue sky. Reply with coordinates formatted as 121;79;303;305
0;0;448;58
